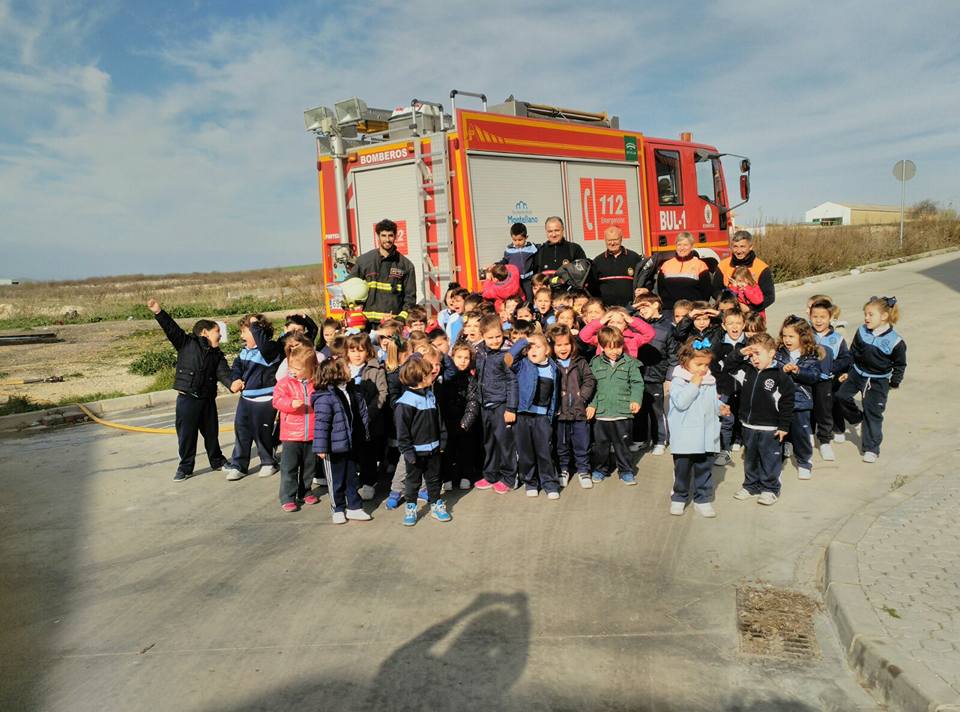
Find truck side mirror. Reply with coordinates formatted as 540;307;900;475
740;175;750;201
740;158;751;173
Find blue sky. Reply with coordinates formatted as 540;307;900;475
2;0;959;279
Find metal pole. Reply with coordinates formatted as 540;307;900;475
330;134;350;246
899;159;906;250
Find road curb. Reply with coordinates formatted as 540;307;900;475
822;474;960;711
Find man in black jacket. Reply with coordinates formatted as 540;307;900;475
349;218;418;326
148;298;240;481
534;216;587;280
589;226;643;307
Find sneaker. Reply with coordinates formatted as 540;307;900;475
459;479;471;490
526;488;539;498
312;477;327;487
417;488;428;502
733;488;760;501
173;470;189;482
474;478;494;490
546;491;560;500
430;499;452;522
559;471;569;488
862;451;878;463
385;491;403;510
819;443;836;461
442;481;453;492
783;442;793;459
758;491;778;506
258;464;279;478
346;508;371;521
629;441;642;453
621;473;637;485
492;481;510;494
591;470;606;482
224;466;244;481
651;444;666;456
714;451;732;467
693;502;717;518
331;511;347;525
578;474;593;489
281;502;299;512
833;433;846;443
670;501;686;516
798;467;812;480
403;502;417;526
730;442;742;452
303;494;320;505
359;485;376;501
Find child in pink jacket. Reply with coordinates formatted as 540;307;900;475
272;342;319;512
579;306;655;359
729;267;765;316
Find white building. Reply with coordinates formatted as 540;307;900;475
805;202;901;226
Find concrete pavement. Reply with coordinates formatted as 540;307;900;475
3;252;959;711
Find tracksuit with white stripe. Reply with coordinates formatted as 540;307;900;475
228;323;281;474
395;387;447;505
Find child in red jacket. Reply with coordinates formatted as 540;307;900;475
729;267;765;315
272;341;319;512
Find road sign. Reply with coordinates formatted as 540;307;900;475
893;160;916;182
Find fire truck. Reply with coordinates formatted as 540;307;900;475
304;91;751;316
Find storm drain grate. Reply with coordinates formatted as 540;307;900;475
736;583;821;660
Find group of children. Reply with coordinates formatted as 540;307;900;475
148;270;907;526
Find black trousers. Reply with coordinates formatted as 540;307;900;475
742;428;783;495
835;371;890;455
592;419;634;477
516;414;559;492
441;421;478;483
812;380;836;445
279;440;317;504
175;394;224;475
481;404;516;484
671;453;714;503
405;452;442;505
358;435;385;488
324;452;362;512
555;420;590;475
229;398;278;473
636;382;668;445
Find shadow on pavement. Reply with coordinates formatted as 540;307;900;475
918;255;960;293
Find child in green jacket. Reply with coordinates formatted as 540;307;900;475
587;326;644;484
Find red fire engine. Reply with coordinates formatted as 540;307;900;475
304;91;751;316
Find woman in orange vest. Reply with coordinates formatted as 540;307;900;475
632;232;713;311
713;230;776;312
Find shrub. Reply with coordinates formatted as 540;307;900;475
141;366;176;393
129;347;177;376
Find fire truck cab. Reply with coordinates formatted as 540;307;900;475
304;92;750;316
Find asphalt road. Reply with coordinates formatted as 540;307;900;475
3;252;957;711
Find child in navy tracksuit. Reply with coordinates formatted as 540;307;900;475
224;314;282;480
500;222;538;302
809;298;852;459
548;325;596;490
634;295;678;452
835;296;907;462
723;333;795;505
312;358;370;524
474;316;519;494
777;316;831;481
510;334;561;498
395;353;450;526
713;309;748;463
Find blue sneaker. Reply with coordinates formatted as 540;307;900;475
403;502;417;526
430;499;452;522
418;488;428;502
621;473;637;485
385;491;403;510
591;470;606;482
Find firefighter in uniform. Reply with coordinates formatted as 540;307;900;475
349;218;417;326
632;231;712;310
589;226;643;308
712;230;776;312
533;216;587;281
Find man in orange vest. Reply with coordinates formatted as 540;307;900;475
713;230;776;312
633;232;713;310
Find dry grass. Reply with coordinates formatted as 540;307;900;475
754;218;960;282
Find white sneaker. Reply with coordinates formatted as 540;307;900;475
224;467;244;481
526;488;539;498
629;442;642;453
819;443;836;461
312;477;327;487
558;472;569;488
733;488;760;501
730;443;742;452
358;485;376;501
578;475;593;489
670;501;686;516
546;491;560;500
258;464;279;478
442;481;453;492
783;442;793;459
651;444;666;456
862;452;878;463
459;478;471;490
758;491;778;506
833;433;846;443
798;467;812;480
346;508;371;521
693;502;717;518
714;451;732;467
331;511;347;524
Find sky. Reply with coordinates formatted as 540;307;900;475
1;0;958;279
